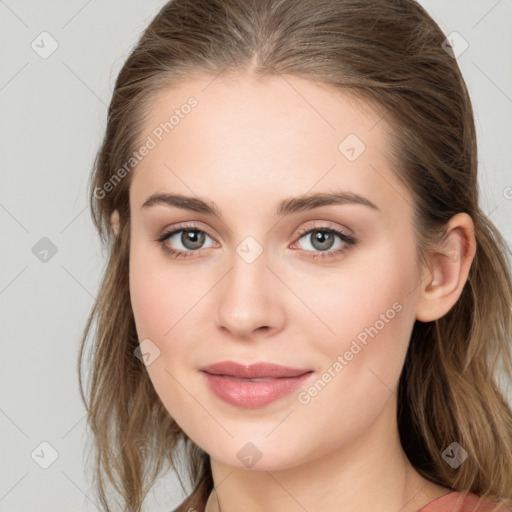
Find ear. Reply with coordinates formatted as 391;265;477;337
110;209;120;236
415;212;476;323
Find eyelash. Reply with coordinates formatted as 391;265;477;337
156;222;357;261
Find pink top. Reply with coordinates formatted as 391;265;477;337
418;491;510;512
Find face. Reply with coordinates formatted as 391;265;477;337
127;72;426;470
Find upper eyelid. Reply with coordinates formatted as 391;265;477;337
162;221;216;238
295;222;351;237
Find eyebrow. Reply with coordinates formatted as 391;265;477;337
141;191;380;217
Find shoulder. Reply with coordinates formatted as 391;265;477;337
418;491;511;512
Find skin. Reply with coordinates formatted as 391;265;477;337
112;71;476;512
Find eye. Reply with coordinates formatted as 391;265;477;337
157;222;217;259
292;225;357;260
156;222;357;261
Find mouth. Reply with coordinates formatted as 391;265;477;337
199;361;314;409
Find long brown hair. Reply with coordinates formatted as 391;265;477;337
78;0;512;510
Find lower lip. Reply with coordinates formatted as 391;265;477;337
201;371;313;409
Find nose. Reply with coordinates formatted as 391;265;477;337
214;248;286;339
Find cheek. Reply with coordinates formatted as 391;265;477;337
129;244;199;424
298;242;417;342
289;251;418;449
128;236;211;384
129;240;191;340
296;239;419;393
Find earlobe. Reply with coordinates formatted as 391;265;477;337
415;213;476;323
110;209;120;236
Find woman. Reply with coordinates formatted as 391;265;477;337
78;0;512;511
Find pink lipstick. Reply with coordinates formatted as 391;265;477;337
200;361;313;408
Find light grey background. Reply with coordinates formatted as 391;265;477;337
1;1;511;511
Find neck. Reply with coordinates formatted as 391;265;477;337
204;398;448;512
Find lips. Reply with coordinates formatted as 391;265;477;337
200;361;311;379
199;361;314;408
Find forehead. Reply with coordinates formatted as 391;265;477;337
129;72;407;218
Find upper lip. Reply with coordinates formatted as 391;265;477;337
200;361;312;379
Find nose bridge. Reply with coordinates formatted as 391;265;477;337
215;239;283;337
